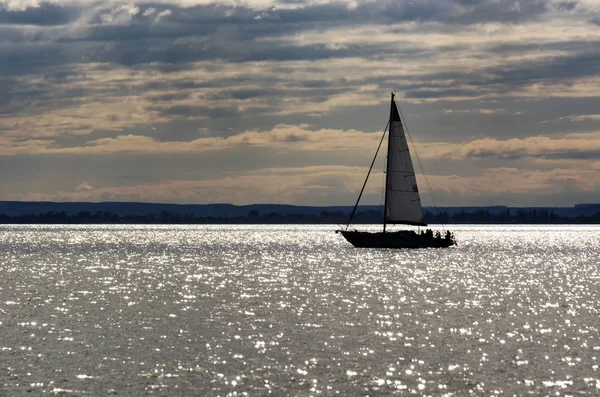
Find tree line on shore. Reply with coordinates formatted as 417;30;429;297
1;208;600;224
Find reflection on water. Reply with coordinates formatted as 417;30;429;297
1;224;599;395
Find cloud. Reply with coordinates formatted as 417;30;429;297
143;7;156;16
0;60;386;139
12;163;600;206
74;182;93;191
420;132;600;160
442;108;508;114
155;9;171;21
560;114;600;122
0;123;383;155
0;2;77;24
428;166;600;199
16;165;381;205
4;117;600;187
99;3;139;25
6;51;599;145
2;0;600;206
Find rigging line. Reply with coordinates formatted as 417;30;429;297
380;146;387;230
380;157;386;212
397;105;447;231
345;121;390;230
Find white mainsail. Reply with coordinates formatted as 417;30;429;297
385;97;426;226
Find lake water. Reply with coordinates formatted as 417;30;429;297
1;224;599;395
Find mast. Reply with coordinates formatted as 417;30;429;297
383;92;394;233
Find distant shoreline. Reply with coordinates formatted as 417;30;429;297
1;201;599;224
1;207;599;224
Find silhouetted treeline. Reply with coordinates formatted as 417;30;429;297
1;208;600;224
424;208;600;224
0;209;382;224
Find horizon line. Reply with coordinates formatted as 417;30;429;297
1;200;599;208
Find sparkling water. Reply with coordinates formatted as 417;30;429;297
1;224;599;395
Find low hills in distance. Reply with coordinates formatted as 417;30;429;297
1;201;600;224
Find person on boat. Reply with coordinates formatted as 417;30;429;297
435;231;441;239
425;229;433;238
445;230;452;240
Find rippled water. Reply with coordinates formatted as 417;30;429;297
1;224;600;395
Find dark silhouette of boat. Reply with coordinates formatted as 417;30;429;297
338;229;455;248
337;93;456;249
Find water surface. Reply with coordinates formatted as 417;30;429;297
1;224;599;395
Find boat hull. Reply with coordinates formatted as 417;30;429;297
338;230;455;249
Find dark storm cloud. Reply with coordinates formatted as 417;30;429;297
461;148;600;161
407;50;600;99
271;0;550;25
147;92;191;102
0;70;83;115
0;3;79;26
486;51;600;87
0;77;21;110
379;44;600;101
205;89;275;101
0;0;584;87
445;0;549;24
1;0;598;134
556;1;578;11
88;40;341;65
0;42;67;76
0;1;560;46
543;151;600;160
483;39;600;58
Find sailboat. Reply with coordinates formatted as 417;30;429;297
337;93;456;248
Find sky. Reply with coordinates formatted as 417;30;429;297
1;0;600;207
